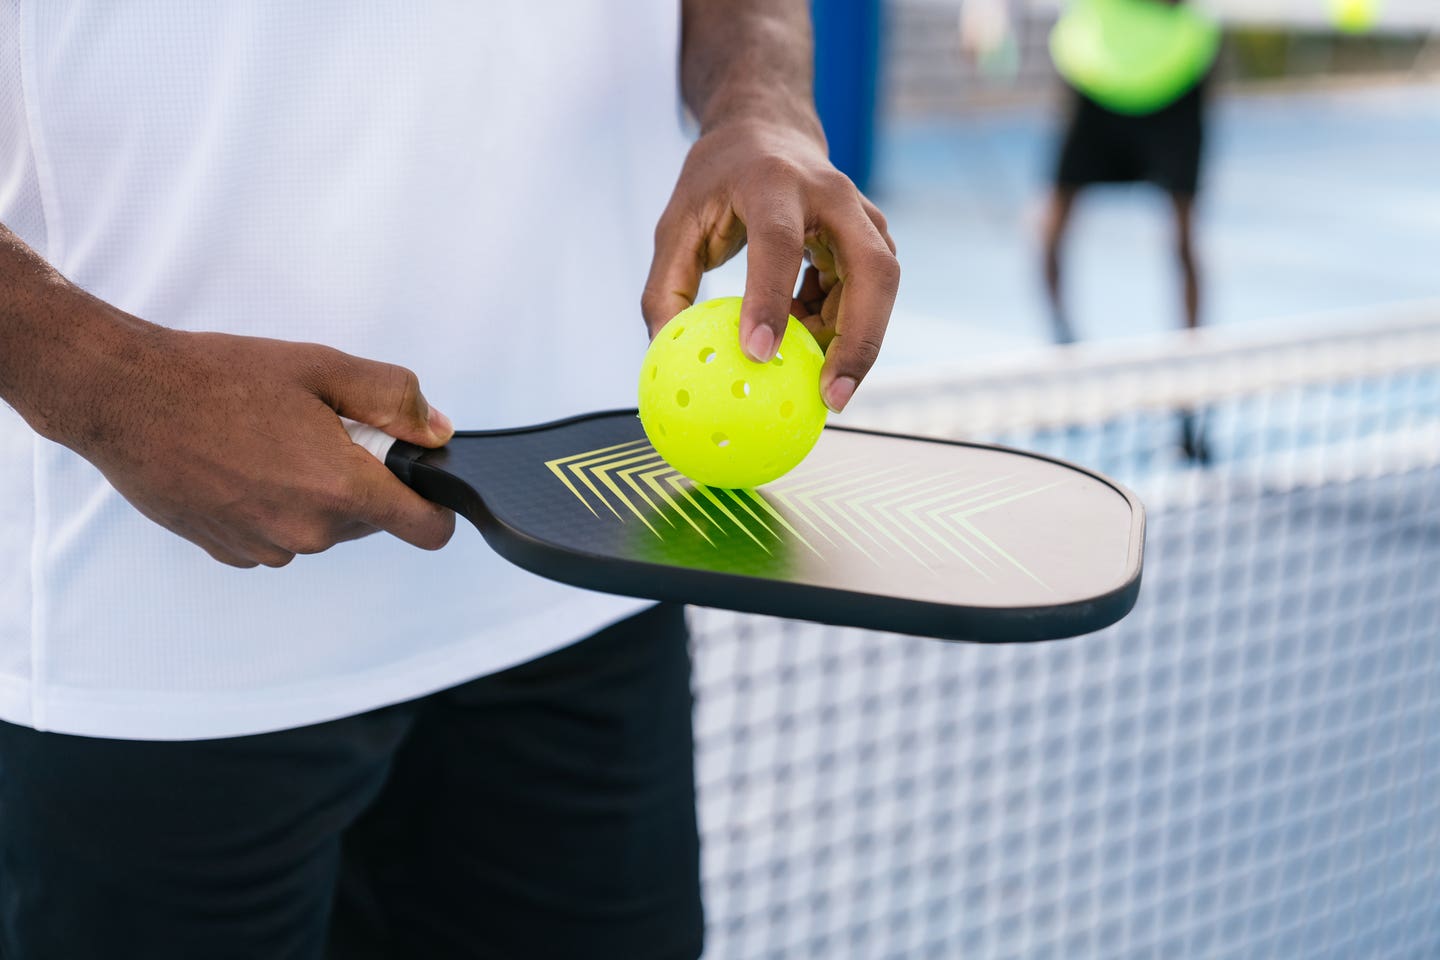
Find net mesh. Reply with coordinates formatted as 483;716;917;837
692;306;1440;959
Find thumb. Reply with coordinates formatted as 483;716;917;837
312;349;453;448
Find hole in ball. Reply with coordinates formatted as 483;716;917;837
712;432;730;448
676;390;690;407
732;380;750;399
780;400;795;418
650;365;658;381
670;326;685;340
699;347;716;364
772;351;785;366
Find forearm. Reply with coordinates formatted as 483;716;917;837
680;0;824;144
0;223;152;443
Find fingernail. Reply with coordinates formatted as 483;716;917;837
825;376;857;413
744;325;777;363
429;408;454;439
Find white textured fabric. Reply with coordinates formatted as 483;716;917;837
0;2;689;739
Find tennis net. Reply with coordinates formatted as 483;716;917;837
691;302;1440;959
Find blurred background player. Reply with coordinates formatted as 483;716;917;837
1041;0;1221;349
1040;0;1220;459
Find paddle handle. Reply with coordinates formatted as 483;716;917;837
343;420;427;484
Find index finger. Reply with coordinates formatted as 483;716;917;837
819;206;901;412
736;190;806;363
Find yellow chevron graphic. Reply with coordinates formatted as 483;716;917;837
774;473;880;564
821;468;934;568
544;439;651;519
894;475;1016;574
738;489;822;558
542;437;1063;590
663;472;720;530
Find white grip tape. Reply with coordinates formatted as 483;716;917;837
342;419;398;463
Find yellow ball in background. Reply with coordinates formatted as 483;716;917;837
639;297;828;489
1329;0;1379;33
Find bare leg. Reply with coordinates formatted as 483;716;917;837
1041;187;1079;345
1170;192;1210;462
1171;192;1200;331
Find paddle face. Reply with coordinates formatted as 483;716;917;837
378;410;1145;642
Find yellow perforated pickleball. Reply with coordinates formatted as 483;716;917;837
638;297;827;489
1329;0;1379;33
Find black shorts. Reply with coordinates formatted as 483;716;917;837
0;604;702;960
1054;78;1208;196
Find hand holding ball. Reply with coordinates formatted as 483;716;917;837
639;297;828;488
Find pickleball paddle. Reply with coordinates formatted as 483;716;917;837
346;411;1144;642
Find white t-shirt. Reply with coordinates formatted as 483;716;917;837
0;3;690;739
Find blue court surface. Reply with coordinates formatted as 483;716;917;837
870;79;1440;366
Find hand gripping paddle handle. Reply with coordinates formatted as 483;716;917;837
343;420;429;486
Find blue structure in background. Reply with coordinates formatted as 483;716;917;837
811;0;883;193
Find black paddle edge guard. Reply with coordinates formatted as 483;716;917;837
383;409;1146;644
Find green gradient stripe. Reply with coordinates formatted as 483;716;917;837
696;486;770;552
